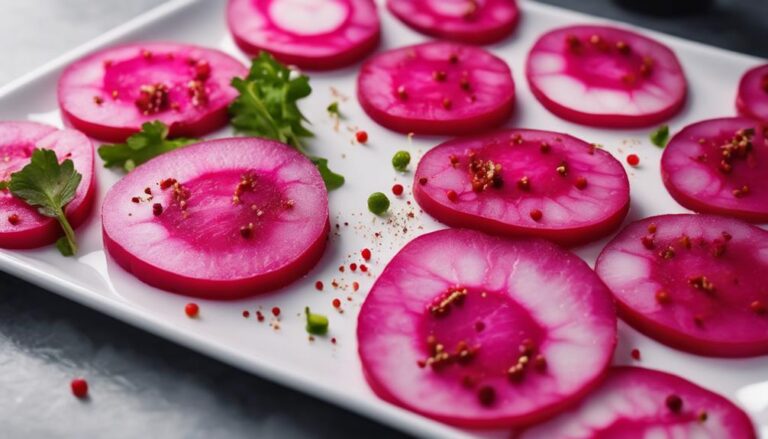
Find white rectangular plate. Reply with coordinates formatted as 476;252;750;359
1;1;766;437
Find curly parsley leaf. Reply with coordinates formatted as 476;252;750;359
650;125;670;148
7;149;81;256
98;121;198;172
229;53;344;190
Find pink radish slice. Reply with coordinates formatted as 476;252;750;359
661;118;768;222
357;41;515;135
58;42;247;142
0;122;95;249
358;229;617;428
413;129;630;247
386;0;520;45
596;214;768;357
227;0;380;70
736;64;768;122
516;366;756;439
101;137;329;299
526;25;686;128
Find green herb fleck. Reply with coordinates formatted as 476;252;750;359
327;101;341;118
367;192;390;215
311;157;345;191
98;121;197;172
650;125;670;148
229;52;344;190
0;180;8;190
305;307;329;335
6;149;81;256
392;150;411;172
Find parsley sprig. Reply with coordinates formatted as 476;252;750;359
1;149;81;256
229;53;344;190
98;121;198;172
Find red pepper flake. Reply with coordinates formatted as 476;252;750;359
135;83;170;115
350;263;357;271
540;142;551;154
392;184;404;196
184;303;199;318
7;214;20;225
361;248;372;261
144;187;152;195
131;197;140;203
93;96;104;105
530;209;543;222
242;310;250;318
631;348;641;361
240;223;254;239
271;306;281;317
160;178;177;190
517;176;531;192
647;223;657;234
352;282;360;292
751;300;766;315
331;337;337;344
315;281;324;291
641;235;655;249
355;130;368;144
418;177;428;186
655;290;670;304
332;298;341;308
70;378;89;399
256;310;265;322
626;154;640;167
194;60;211;81
360;264;368;272
338;265;345;272
152;203;163;216
446;190;458;202
574;176;588;190
665;394;683;413
477;386;496;407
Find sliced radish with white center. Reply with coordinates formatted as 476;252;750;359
413;129;629;246
0;122;95;249
358;42;515;135
661;118;768;222
58;42;247;142
227;0;380;70
358;229;616;428
516;367;756;439
102;137;328;299
387;0;520;45
526;25;686;128
596;214;768;357
736;64;768;123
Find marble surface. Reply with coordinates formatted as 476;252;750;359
0;1;765;438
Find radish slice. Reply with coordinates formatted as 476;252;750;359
58;42;247;142
661;118;768;222
0;122;95;249
736;64;768;123
526;25;686;128
358;229;617;428
386;0;520;45
102;137;329;299
357;41;515;135
227;0;380;70
596;214;768;357
516;367;756;439
413;129;630;247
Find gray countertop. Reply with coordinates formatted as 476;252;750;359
0;1;765;438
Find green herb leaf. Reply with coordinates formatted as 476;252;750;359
650;125;670;148
229;53;344;190
311;157;345;191
0;180;8;190
7;149;81;256
305;307;329;336
327;101;341;118
98;121;197;172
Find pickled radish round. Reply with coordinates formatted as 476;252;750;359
358;229;617;428
58;42;247;142
661;118;768;222
102;137;329;299
736;64;768;123
357;41;515;135
526;25;687;127
516;367;756;439
227;0;380;70
596;214;768;357
0;122;95;249
413;129;630;246
387;0;520;45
